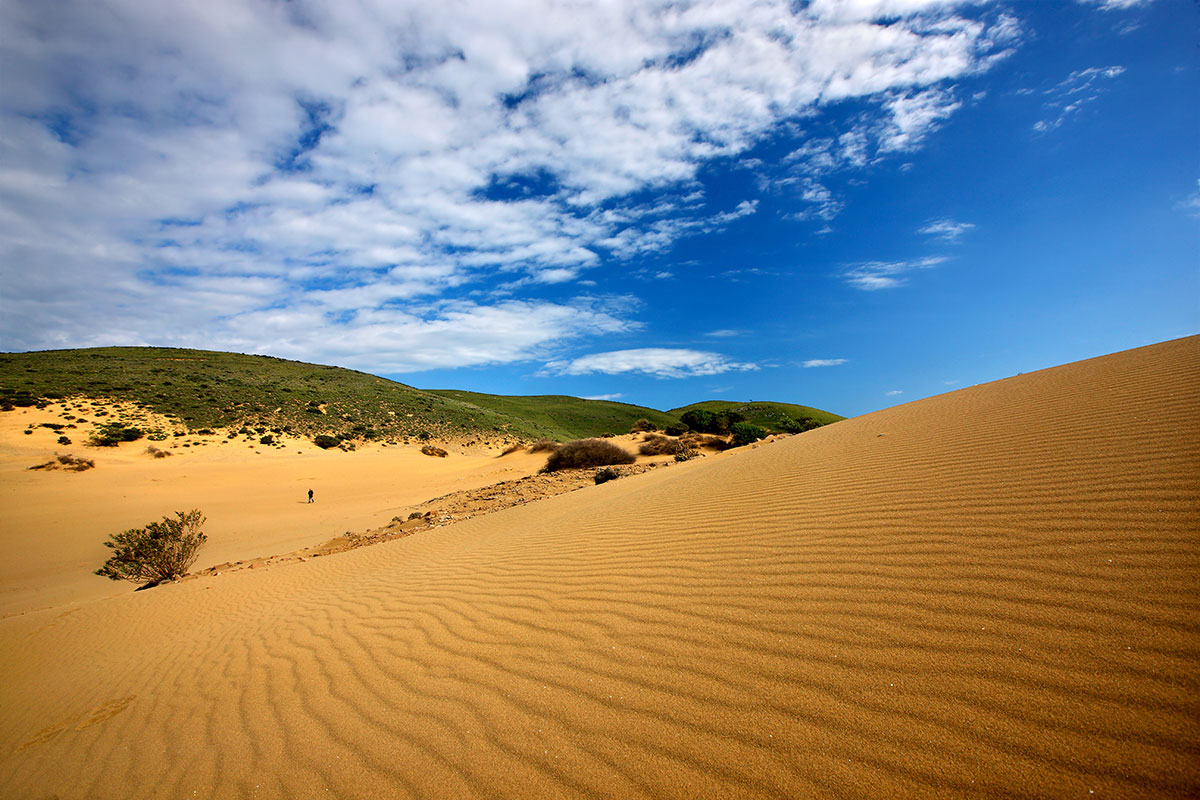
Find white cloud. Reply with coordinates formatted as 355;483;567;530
885;389;904;396
583;393;624;401
802;358;848;368
1;0;1020;369
1076;0;1154;10
1034;66;1126;133
543;348;758;379
919;218;976;242
1176;179;1200;219
705;329;742;338
843;256;948;290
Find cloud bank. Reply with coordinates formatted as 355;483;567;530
2;0;1021;371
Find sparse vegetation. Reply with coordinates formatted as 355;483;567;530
29;454;95;472
630;418;656;433
421;445;448;457
499;443;526;456
95;509;207;586
528;439;559;453
145;445;172;459
542;438;636;472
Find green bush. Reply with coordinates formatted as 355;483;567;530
780;416;822;434
543;438;636;472
313;434;340;449
664;424;688;437
89;423;144;447
95;509;207;586
259;434;274;445
730;422;767;447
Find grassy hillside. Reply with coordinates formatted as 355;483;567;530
0;347;543;443
0;347;844;444
425;390;681;441
669;400;843;432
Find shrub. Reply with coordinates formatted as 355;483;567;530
594;466;620;484
630;418;656;433
145;445;172;459
674;448;698;462
28;454;95;472
259;434;274;445
664;424;688;437
57;435;71;445
730;422;767;447
780;416;822;434
499;443;525;456
638;434;683;456
680;409;718;434
95;509;207;586
543;438;636;472
682;433;730;452
529;439;559;453
89;424;144;447
421;445;448;457
313;434;340;449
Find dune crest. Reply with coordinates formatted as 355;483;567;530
2;336;1198;798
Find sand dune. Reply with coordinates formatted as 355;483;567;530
2;336;1197;798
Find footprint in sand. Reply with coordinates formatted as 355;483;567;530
18;696;136;750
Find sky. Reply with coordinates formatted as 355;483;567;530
1;0;1195;418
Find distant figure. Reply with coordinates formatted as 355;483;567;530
307;489;314;504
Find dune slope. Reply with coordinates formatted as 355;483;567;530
1;336;1197;799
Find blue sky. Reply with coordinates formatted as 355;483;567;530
1;0;1195;417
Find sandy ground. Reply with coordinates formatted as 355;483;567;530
1;336;1198;798
0;404;568;615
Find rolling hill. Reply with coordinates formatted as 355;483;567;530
0;347;842;443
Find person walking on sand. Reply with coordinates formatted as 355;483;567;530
307;488;314;504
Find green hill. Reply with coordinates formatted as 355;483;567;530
0;347;844;444
668;400;844;432
0;347;543;443
426;390;681;441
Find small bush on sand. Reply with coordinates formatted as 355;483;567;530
421;445;448;457
594;466;620;484
29;454;95;472
543;438;635;472
499;443;525;456
89;423;144;447
730;422;767;447
638;434;684;456
57;435;71;445
682;433;730;452
664;424;688;437
313;434;340;449
95;509;207;587
259;434;274;445
630;418;656;433
674;448;698;462
528;439;559;453
145;445;172;459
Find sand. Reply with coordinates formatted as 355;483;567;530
1;336;1197;798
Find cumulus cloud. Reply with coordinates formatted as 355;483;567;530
1;0;1020;370
802;358;848;368
543;348;757;378
919;218;976;242
843;256;948;290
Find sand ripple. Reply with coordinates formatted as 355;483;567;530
2;336;1197;798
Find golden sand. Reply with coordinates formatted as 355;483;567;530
1;336;1197;798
